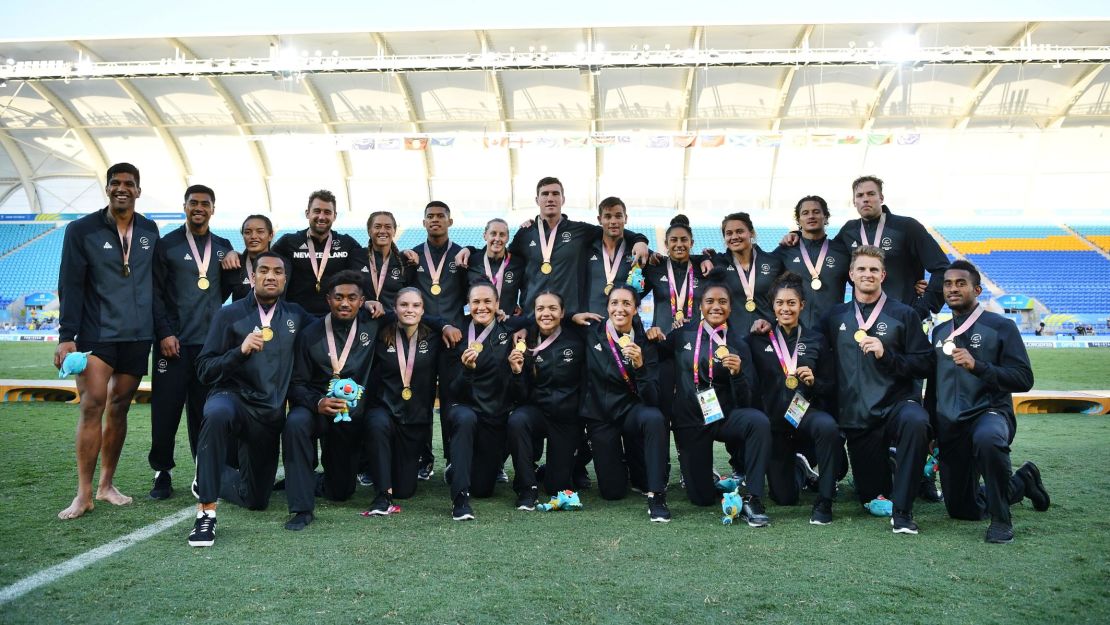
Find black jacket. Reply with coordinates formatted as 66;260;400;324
583;235;642;316
411;239;469;329
771;235;852;329
660;323;756;429
822;297;933;431
747;324;835;432
517;321;588;421
710;246;785;334
447;317;529;420
464;247;526;316
152;226;235;346
196;294;310;426
272;228;366;316
360;248;412;311
641;255;710;334
369;324;442;425
582;320;660;423
926;309;1033;439
58;207;160;343
288;310;382;422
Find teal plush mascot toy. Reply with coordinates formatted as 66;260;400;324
721;489;743;525
536;490;583;512
326;378;363;423
58;351;91;378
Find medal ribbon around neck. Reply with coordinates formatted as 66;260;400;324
769;326;801;380
944;305;986;354
604;320;636;393
667;259;694;322
799;238;829;283
244;255;256;288
184;229;213;287
325;314;359;377
467;319;496;352
483;251;510;299
530;326;562;356
117;218;134;276
395;328;419;396
537;217;562;268
257;300;277;339
367;249;391;300
422;242;450;291
733;248;758;304
693;322;726;387
602;238;626;292
859;212;887;247
853;292;888;339
307;232;334;289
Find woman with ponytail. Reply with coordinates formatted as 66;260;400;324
364;211;412;311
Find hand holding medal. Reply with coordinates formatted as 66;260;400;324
508;347;524;374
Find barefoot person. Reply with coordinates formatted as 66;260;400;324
55;162;160;519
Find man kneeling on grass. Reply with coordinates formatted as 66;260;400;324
188;253;310;547
925;261;1050;544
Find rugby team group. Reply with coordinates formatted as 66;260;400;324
51;163;1051;548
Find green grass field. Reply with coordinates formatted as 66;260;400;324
0;344;1108;624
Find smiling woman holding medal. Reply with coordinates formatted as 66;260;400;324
581;285;670;522
441;281;530;521
659;282;772;526
746;273;842;525
506;291;587;510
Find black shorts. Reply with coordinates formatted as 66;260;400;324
76;340;152;377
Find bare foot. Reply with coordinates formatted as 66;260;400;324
95;485;133;506
58;495;95;520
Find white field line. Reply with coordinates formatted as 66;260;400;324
0;506;195;606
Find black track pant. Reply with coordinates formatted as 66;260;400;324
149;344;208;472
844;401;930;512
423;358;462;467
282;406;363;513
366;407;429;500
586;405;668;500
674;408;771;506
507;405;581;495
445;405;506;499
938;412;1026;525
766;410;841;505
195;392;281;510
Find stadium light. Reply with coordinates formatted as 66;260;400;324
882;33;919;63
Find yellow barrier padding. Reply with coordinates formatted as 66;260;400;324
952;236;1089;254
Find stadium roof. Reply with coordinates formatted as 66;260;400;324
0;11;1108;217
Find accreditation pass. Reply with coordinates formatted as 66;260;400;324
698;388;724;425
784;392;810;428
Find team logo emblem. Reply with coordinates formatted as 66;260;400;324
561;232;572;243
156;359;168;373
761;263;771;273
360;332;370;345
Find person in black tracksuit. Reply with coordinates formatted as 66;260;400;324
507;291;587;507
361;211;412;312
925;261;1049;544
269;190;367;317
226;214;274;301
283;271;380;531
822;245;933;535
463;218;526;317
770;196;852;329
363;288;446;515
747;273;842;525
662;283;772;526
149;185;235;500
411;201;469;478
188;253;311;547
56;163;159;520
443;282;531;520
582;196;645;317
582;285;671;522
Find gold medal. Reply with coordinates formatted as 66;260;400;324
197;276;210;290
785;375;799;390
261;326;274;342
745;300;756;312
810;277;822;291
853;329;867;343
674;311;685;324
541;262;552;275
617;334;632;348
470;342;484;353
430;283;442;296
515;340;527;352
401;387;412;401
942;340;955;356
122;264;131;277
315;282;321;293
604;282;613;295
715;345;728;359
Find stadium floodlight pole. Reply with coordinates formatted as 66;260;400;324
1;45;1109;82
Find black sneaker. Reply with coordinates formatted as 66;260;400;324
187;512;216;547
892;509;920;534
516;486;538;511
149;471;173;500
985;521;1014;544
810;498;833;525
918;475;943;503
365;493;393;516
648;492;671;523
795;453;819;483
357;472;374;487
284;511;314;531
417;461;434;481
497;465;510;483
452;492;475;521
1017;461;1050;511
741;495;770;527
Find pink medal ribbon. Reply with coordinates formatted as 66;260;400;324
244;255;256;288
604;320;636;393
422;242;450;293
536;217;561;270
467;319;496;352
483;251;511;298
943;305;986;356
324;314;358;377
859;212;887;247
693;322;726;387
799;238;829;286
853;292;888;342
117;218;134;276
395;328;418;398
769;326;801;382
530;326;562;355
307;232;333;291
733;248;758;307
256;299;276;340
366;249;391;300
601;239;626;290
184;229;213;287
666;259;694;323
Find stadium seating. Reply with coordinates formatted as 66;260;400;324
936;224;1087;254
0;228;66;304
1071;224;1110;253
965;251;1110;314
0;224;54;258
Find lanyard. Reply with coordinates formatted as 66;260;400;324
667;259;694;322
604;320;636;393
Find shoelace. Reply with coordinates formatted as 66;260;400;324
193;515;215;533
